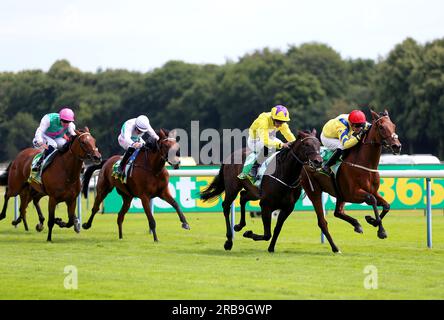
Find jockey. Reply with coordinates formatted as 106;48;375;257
238;105;296;183
318;109;371;174
32;107;77;172
116;115;159;176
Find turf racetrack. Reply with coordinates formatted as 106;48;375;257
0;197;443;300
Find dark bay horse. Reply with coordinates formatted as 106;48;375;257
200;130;323;252
301;110;402;253
81;129;190;241
0;128;102;241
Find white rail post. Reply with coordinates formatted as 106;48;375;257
426;178;432;248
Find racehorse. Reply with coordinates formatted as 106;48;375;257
300;110;402;253
81;129;190;241
0;128;102;241
200;129;323;252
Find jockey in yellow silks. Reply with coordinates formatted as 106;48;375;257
318;109;371;174
238;105;296;183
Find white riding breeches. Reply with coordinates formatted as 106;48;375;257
320;133;344;150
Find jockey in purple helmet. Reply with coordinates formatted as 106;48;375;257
32;107;77;172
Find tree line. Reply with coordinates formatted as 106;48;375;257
0;37;443;163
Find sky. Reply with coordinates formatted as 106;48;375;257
1;0;443;73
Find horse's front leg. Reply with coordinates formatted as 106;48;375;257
64;198;80;233
158;189;190;230
363;192;387;239
140;196;158;242
47;197;57;242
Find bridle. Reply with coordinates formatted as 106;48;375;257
288;136;321;169
266;135;320;189
157;137;180;167
362;116;399;151
69;132;99;161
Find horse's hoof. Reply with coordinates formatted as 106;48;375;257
224;241;233;251
365;215;378;227
378;230;387;239
335;250;342;254
0;214;5;221
11;220;19;226
234;224;245;232
268;247;275;253
36;224;44;232
182;223;190;230
354;225;364;234
82;223;90;230
243;230;253;238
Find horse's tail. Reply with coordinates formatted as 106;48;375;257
0;163;11;186
200;165;225;202
82;160;107;198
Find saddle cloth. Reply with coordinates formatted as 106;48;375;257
112;148;141;183
254;151;280;187
321;147;341;176
29;149;58;184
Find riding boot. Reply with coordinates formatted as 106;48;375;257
319;148;343;175
117;147;135;176
238;152;258;183
33;145;55;172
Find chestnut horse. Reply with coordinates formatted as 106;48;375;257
81;129;190;241
200;130;323;252
301;110;402;253
0;128;102;241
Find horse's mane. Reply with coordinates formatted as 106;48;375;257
141;128;171;152
275;130;311;164
58;129;88;154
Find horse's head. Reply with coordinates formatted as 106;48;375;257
369;109;402;155
156;129;181;169
290;129;323;169
72;127;102;164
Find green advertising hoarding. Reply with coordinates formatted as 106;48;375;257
102;165;444;213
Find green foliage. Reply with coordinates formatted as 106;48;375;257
374;37;444;157
0;38;442;162
1;112;38;159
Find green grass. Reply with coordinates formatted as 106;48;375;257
0;195;443;300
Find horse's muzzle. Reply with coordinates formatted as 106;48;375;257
91;154;102;164
391;143;402;155
309;157;323;169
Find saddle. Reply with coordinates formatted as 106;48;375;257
254;151;280;188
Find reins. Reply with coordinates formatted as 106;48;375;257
265;135;319;189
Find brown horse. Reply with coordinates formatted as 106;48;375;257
300;110;402;253
0;128;102;241
200;130;323;252
81;129;190;241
